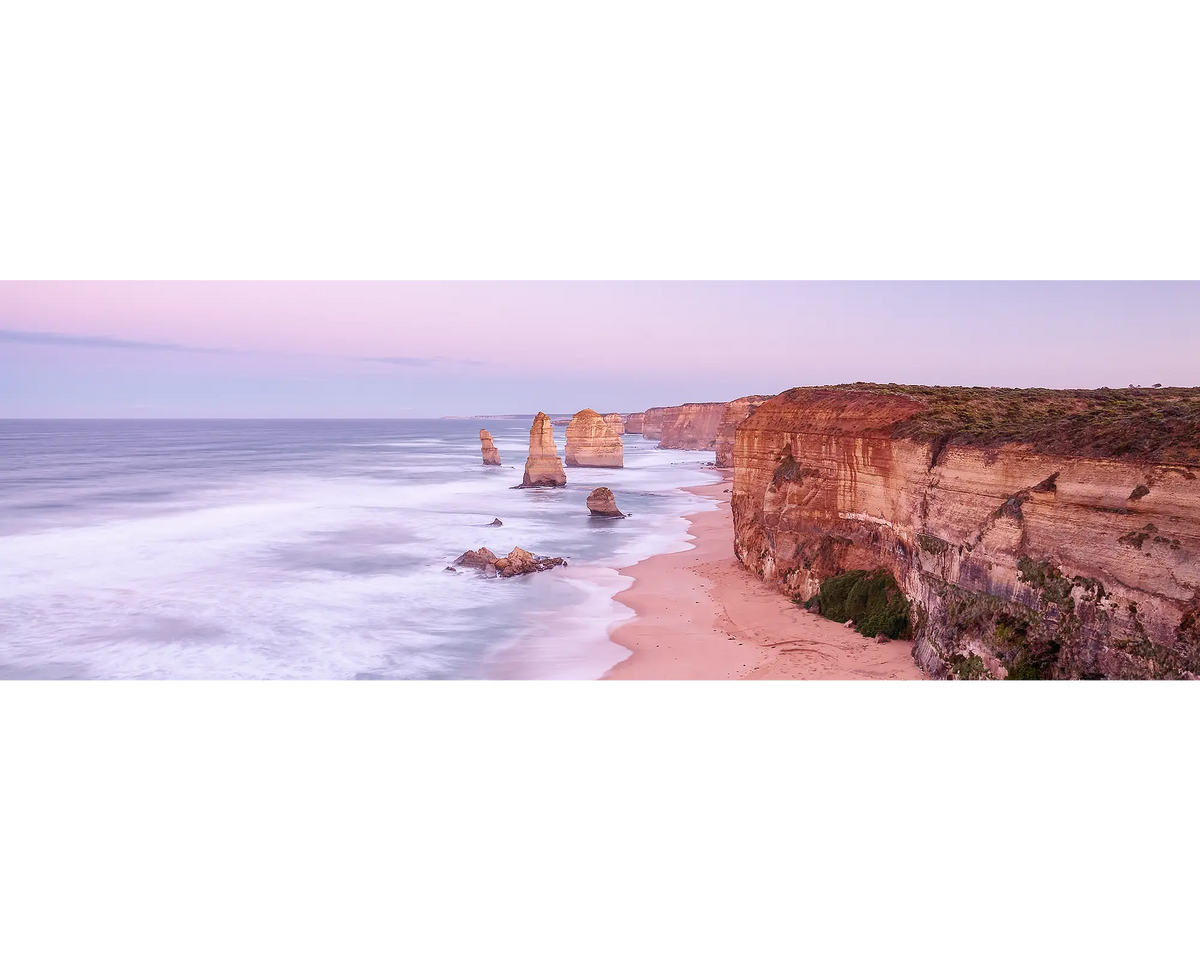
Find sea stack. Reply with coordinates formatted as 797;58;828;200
586;487;624;517
518;412;567;487
565;409;623;467
480;429;501;466
624;412;645;435
602;413;626;436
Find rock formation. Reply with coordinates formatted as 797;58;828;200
480;429;501;466
625;412;645;435
564;408;623;468
730;385;1200;680
641;407;668;441
518;412;567;487
715;395;773;467
657;402;728;450
602;413;626;436
452;546;565;578
586;487;624;517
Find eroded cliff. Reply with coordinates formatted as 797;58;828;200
657;402;727;450
642;407;667;441
625;412;645;435
731;385;1200;679
715;395;773;467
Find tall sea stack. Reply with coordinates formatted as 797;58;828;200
480;429;501;466
518;412;567;487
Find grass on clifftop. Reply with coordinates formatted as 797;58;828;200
784;383;1200;464
805;568;912;641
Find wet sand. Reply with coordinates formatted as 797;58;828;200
605;480;926;680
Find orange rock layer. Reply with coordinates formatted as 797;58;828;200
730;387;1200;680
480;429;501;466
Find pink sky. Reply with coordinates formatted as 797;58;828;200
2;282;1197;416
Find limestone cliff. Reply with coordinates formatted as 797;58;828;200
518;412;567;487
731;385;1200;680
642;407;668;441
624;412;645;435
565;409;623;468
602;413;626;436
715;395;773;467
657;402;728;450
480;429;501;466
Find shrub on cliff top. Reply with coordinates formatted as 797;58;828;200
807;568;912;640
777;383;1200;464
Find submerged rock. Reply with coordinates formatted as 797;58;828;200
453;547;498;569
486;518;503;527
518;412;567;487
565;408;623;467
586;487;625;518
480;429;502;466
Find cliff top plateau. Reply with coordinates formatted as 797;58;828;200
764;384;1200;465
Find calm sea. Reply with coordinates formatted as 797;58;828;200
0;419;716;679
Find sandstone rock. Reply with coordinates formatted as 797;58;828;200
518;413;567;487
486;518;503;527
624;412;645;435
480;429;501;466
730;385;1200;680
565;408;623;468
454;545;565;578
641;407;668;441
602;413;626;436
658;402;727;450
715;395;773;467
586;487;625;517
453;547;498;569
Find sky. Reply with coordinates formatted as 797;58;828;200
1;281;1196;417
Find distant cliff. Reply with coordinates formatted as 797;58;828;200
657;403;727;450
730;385;1200;680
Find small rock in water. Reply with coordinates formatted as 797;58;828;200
444;566;459;574
452;545;565;578
487;518;503;526
586;486;625;518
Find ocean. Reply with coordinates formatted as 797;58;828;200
0;419;717;679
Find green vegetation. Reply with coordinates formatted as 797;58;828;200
949;653;991;680
806;568;912;640
776;384;1200;464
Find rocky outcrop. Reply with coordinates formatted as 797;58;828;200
518;412;567;487
602;413;626;436
565;409;623;468
452;546;565;578
715;395;773;467
625;412;645;435
641;407;668;441
480;429;501;466
586;487;624;517
658;402;728;450
731;385;1200;680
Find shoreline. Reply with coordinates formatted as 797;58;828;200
604;479;926;680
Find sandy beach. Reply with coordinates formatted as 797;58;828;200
605;479;926;680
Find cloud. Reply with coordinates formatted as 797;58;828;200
0;328;236;354
359;356;486;367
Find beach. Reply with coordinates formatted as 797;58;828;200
606;479;926;680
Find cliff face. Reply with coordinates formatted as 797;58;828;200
519;412;567;487
565;409;623;467
715;395;773;467
625;412;645;435
642;407;667;441
602;413;626;436
731;387;1200;680
657;402;727;450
